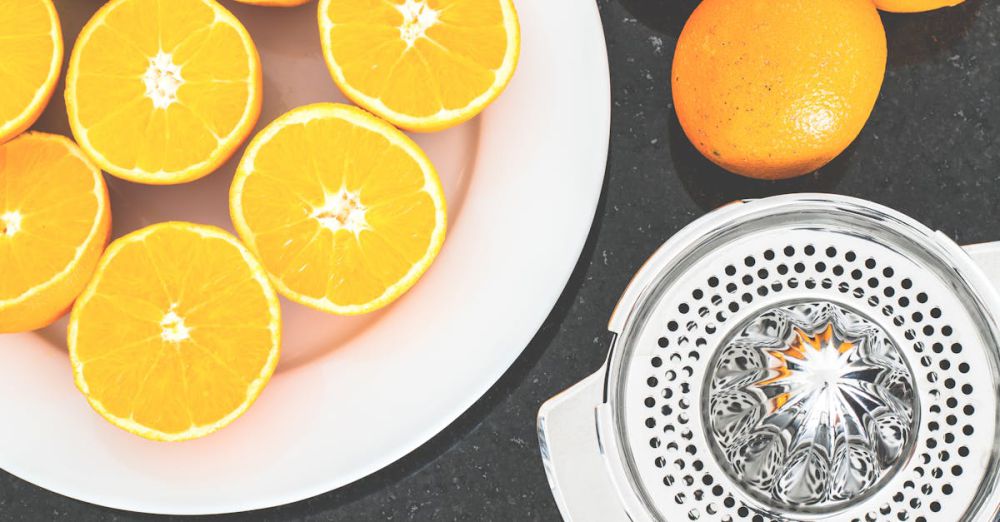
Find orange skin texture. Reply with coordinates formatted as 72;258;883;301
672;0;887;180
873;0;964;13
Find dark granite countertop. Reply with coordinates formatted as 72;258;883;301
2;0;998;520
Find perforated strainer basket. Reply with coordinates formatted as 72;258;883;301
538;194;1000;522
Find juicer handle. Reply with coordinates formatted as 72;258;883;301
964;242;1000;290
537;372;631;522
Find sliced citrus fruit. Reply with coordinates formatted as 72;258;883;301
230;103;446;315
872;0;964;12
0;0;62;144
65;0;262;185
68;222;280;441
0;132;110;333
318;0;520;132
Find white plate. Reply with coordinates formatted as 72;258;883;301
0;0;609;514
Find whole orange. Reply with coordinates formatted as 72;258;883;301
873;0;964;12
672;0;887;180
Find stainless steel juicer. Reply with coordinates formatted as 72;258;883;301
538;194;1000;522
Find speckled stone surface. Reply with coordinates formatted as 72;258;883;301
1;1;998;520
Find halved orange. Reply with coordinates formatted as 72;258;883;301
230;103;446;315
0;0;62;144
0;132;110;333
68;222;281;441
65;0;262;185
318;0;520;132
872;0;964;12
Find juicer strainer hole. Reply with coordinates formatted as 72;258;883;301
852;269;863;280
794;262;806;273
740;275;752;286
901;278;912;289
942;325;953;336
664;475;675;486
846;250;857;262
644;397;655;407
961;383;973;394
962;425;974;436
646;377;658;388
865;258;877;269
963;404;974;414
645;418;656;428
784;246;795;257
899;296;910;307
687;508;700;520
943;483;954;494
764;249;775;260
744;256;756;267
655;456;666;467
650;437;661;448
709;277;720;288
834;264;845;276
930;501;941;512
658;337;669;348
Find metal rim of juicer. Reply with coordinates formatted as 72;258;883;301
538;193;1000;522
